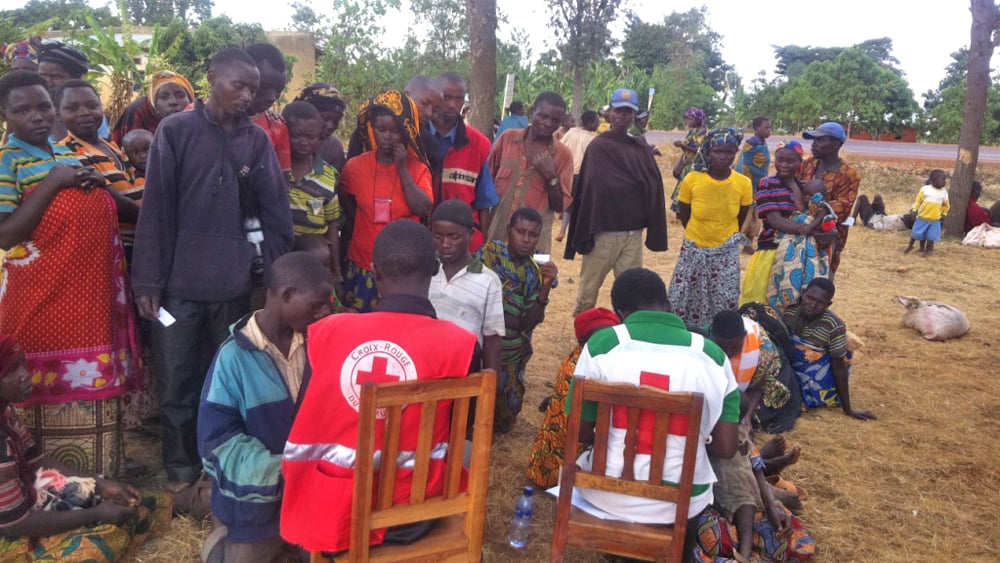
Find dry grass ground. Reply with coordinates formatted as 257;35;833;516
134;148;1000;562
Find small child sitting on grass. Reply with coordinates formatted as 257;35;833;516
906;169;950;257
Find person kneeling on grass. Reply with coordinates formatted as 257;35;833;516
0;335;171;562
198;252;334;562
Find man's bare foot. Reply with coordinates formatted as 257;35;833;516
764;444;801;475
759;434;786;459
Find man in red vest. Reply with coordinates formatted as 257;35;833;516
280;220;479;553
430;72;498;251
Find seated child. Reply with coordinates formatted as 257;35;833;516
700;409;815;562
198;252;334;562
0;335;170;561
965;180;991;232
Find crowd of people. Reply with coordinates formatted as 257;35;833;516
0;34;905;562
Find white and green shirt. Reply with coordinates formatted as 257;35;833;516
570;310;740;524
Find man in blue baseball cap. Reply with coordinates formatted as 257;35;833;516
800;121;860;275
566;88;669;315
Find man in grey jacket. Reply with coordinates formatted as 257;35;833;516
132;47;293;492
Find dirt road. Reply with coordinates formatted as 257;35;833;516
646;130;1000;164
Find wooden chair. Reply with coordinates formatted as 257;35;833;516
550;377;705;563
310;370;495;563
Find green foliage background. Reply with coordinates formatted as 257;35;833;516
0;0;989;144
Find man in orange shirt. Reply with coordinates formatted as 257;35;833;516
485;92;573;253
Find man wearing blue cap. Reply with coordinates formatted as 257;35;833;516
800;122;860;274
566;88;669;316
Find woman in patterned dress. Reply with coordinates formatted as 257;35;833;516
0;71;141;475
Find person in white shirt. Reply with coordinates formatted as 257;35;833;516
428;199;505;374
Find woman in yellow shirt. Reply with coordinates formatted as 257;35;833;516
668;127;753;325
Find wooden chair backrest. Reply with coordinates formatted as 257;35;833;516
552;376;705;562
343;370;495;563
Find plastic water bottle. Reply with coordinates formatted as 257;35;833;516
508;485;534;548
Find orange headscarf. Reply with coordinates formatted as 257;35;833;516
355;90;429;168
149;70;195;103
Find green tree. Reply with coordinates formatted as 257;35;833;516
924;79;1000;144
648;63;717;130
622;7;731;92
779;48;918;136
128;0;213;25
293;0;403;112
547;0;624;118
773;37;902;79
411;0;470;75
163;16;266;88
0;0;118;41
923;49;970;111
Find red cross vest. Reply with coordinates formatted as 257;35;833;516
280;311;476;552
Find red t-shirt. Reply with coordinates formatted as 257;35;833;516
340;152;433;268
252;112;291;172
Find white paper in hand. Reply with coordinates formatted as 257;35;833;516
157;307;176;327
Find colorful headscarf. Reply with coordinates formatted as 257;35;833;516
37;41;89;77
295;83;346;113
0;335;21;378
149;70;195;103
685;106;706;128
356;90;429;167
692;127;744;172
775;139;804;157
574;308;619;342
2;38;42;67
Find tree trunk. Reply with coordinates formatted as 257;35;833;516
572;64;584;121
947;0;999;237
466;0;498;139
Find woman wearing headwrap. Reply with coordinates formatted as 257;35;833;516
110;70;195;146
294;83;348;171
338;91;433;312
670;106;708;211
668;127;753;325
36;41;109;141
0;335;171;562
741;141;831;309
0;71;141;476
2;38;42;72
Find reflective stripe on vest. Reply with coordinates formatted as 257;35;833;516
283;440;449;470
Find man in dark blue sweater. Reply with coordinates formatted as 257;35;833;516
132;47;293;493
